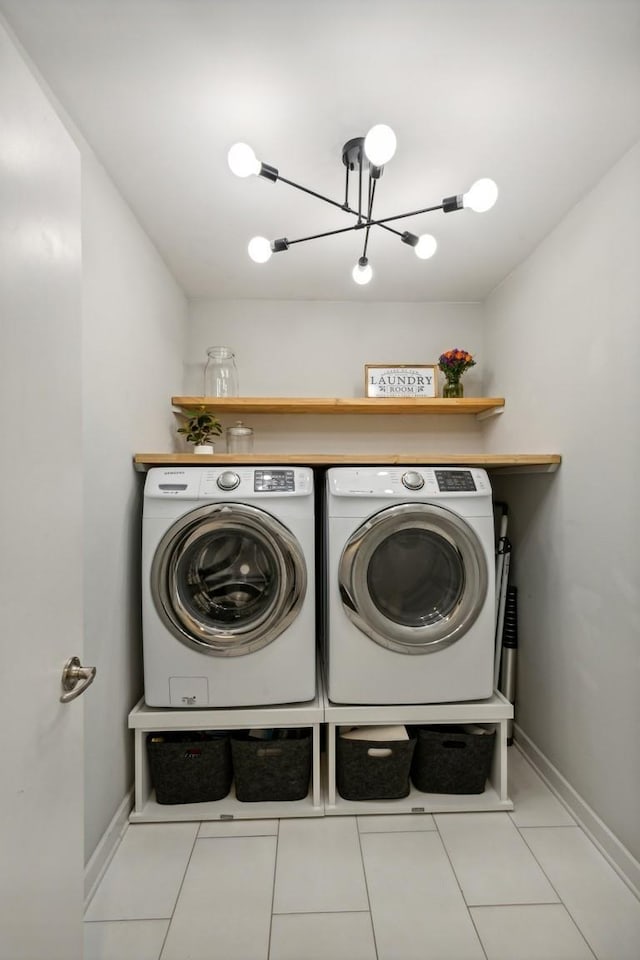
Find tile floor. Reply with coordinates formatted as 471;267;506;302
84;747;640;960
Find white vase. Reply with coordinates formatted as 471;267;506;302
193;444;214;454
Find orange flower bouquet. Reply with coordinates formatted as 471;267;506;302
438;348;476;397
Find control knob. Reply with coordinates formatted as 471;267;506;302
217;470;240;491
402;470;425;491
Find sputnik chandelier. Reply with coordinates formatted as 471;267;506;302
228;124;497;285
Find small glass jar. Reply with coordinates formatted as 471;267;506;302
204;346;239;397
226;421;254;454
443;379;464;398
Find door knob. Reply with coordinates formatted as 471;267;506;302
60;656;96;703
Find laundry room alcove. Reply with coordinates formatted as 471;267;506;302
131;394;561;823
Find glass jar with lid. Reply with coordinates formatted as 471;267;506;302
226;421;254;454
204;346;239;397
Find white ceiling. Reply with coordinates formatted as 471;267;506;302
2;0;639;301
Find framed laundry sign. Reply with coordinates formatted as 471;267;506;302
365;363;438;398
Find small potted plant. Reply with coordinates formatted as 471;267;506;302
177;408;223;454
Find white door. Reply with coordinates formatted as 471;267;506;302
0;20;85;959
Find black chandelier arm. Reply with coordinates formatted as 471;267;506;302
270;172;350;215
377;222;405;239
365;201;448;228
278;214;418;250
361;176;378;260
284;222;368;247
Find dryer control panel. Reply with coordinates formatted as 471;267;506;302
329;467;490;498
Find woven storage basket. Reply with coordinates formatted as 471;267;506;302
410;725;495;795
147;732;232;804
231;730;312;802
336;735;416;801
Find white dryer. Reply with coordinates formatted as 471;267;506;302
142;466;315;708
324;466;495;704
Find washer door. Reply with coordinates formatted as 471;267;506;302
339;503;488;654
151;502;307;656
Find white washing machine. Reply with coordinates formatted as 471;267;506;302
142;466;315;707
324;466;495;704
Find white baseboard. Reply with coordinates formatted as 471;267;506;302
514;725;640;899
84;787;134;910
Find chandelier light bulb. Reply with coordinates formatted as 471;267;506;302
364;124;397;167
228;142;261;178
248;236;272;263
414;234;438;260
352;259;373;285
463;178;498;213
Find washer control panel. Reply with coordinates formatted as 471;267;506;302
254;469;296;492
435;469;477;492
145;466;312;500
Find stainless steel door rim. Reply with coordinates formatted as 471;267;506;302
151;502;307;656
339;502;488;654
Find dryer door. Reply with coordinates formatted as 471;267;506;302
151;502;307;656
339;502;488;654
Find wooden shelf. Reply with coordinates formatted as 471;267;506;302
172;396;506;417
134;452;561;473
137;394;561;475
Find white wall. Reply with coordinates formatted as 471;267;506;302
483;141;640;865
82;156;187;861
187;300;487;453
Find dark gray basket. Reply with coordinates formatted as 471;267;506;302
410;725;495;795
231;730;312;802
147;732;232;804
336;735;416;801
